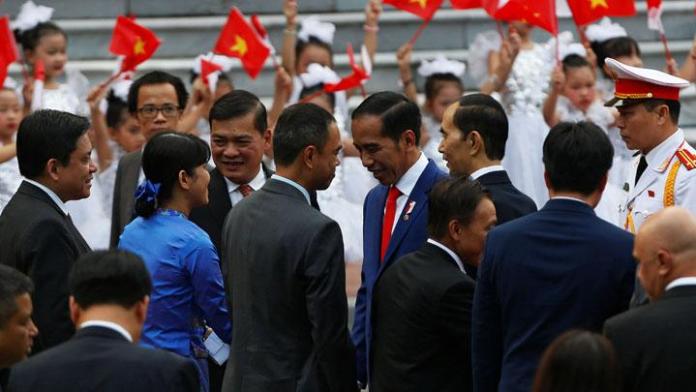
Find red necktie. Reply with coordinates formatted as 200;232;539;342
238;184;254;198
380;186;401;262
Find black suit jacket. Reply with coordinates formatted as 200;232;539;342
476;170;537;224
0;181;90;353
7;326;199;392
604;285;696;392
371;242;475;392
221;179;356;392
189;165;273;254
109;150;142;248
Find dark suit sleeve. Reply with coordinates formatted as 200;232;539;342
22;219;78;349
351;267;368;385
110;158;125;249
438;280;475;347
472;239;502;392
172;357;202;392
304;221;357;392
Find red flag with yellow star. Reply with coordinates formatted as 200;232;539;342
0;16;19;87
109;16;161;72
384;0;445;20
566;0;636;26
494;0;558;34
213;7;270;79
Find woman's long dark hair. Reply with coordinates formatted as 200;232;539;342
134;132;210;218
533;330;621;392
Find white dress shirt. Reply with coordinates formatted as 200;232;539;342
24;178;69;216
80;320;133;342
224;165;266;206
427;238;466;274
271;174;311;205
666;277;696;292
470;165;505;180
388;153;429;233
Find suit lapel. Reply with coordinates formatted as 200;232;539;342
208;169;232;227
121;152;142;223
365;185;389;275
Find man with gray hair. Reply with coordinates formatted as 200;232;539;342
605;207;696;392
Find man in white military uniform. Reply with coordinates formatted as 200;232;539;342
605;58;696;305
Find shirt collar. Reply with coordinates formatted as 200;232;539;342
24;178;69;216
645;128;684;172
80;320;133;342
470;165;505;180
271;174;311;205
666;277;696;292
394;152;429;196
224;165;266;194
427;238;466;274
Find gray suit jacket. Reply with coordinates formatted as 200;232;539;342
110;150;142;248
221;179;356;392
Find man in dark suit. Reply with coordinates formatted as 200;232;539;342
439;93;536;277
0;266;38;391
7;250;200;392
472;121;636;392
371;178;496;392
190;90;273;254
350;92;447;388
221;103;355;391
110;71;188;247
605;206;696;392
0;110;94;353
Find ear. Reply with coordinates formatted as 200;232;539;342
401;129;418;149
448;218;463;242
135;296;149;325
45;158;61;182
656;249;673;277
302;145;318;169
178;169;191;191
69;296;80;326
543;171;551;191
656;104;670;125
469;130;484;156
262;128;272;149
24;49;35;65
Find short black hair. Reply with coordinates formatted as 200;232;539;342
427;177;490;240
14;22;66;52
299;84;336;111
69;250;152;309
351;91;422;145
424;73;464;101
273;103;336;166
105;90;128;129
591;36;641;79
643;99;680;124
0;266;33;329
543;121;613;195
208;90;267;134
533;330;620;392
135;132;211;218
562;54;592;72
16;110;90;179
127;71;189;114
453;93;508;160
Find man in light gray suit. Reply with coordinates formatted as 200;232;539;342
109;71;188;248
221;103;356;392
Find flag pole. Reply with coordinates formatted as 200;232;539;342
659;31;675;73
408;17;433;46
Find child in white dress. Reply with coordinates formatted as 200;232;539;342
0;82;23;214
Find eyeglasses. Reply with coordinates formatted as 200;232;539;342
137;104;181;119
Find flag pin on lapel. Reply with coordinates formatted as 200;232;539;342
648;190;655;198
403;200;416;221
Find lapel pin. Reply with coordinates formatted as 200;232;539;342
647;190;655;198
622;182;630;192
403;200;416;221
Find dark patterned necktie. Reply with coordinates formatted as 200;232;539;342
635;156;648;186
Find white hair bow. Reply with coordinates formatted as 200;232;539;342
417;55;466;78
585;17;627;43
298;16;335;45
12;1;54;33
300;63;340;88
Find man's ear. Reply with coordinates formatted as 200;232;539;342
469;130;484;156
656;104;670;126
656;249;674;278
69;296;80;326
45;158;61;182
302;145;318;169
401;129;418;149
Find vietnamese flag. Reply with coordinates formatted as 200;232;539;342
494;0;558;34
450;0;498;16
383;0;445;20
213;7;270;79
110;16;161;72
0;16;19;87
324;44;370;93
566;0;636;26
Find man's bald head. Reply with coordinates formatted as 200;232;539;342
635;207;696;300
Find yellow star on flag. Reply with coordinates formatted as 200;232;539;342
229;35;248;57
410;0;428;9
133;37;146;55
590;0;609;9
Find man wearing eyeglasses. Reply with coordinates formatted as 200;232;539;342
109;71;189;248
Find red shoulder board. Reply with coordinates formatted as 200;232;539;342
676;148;696;170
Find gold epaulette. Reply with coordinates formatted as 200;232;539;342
676;148;696;171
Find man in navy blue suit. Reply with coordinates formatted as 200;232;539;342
351;92;447;388
439;93;536;277
472;121;636;392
